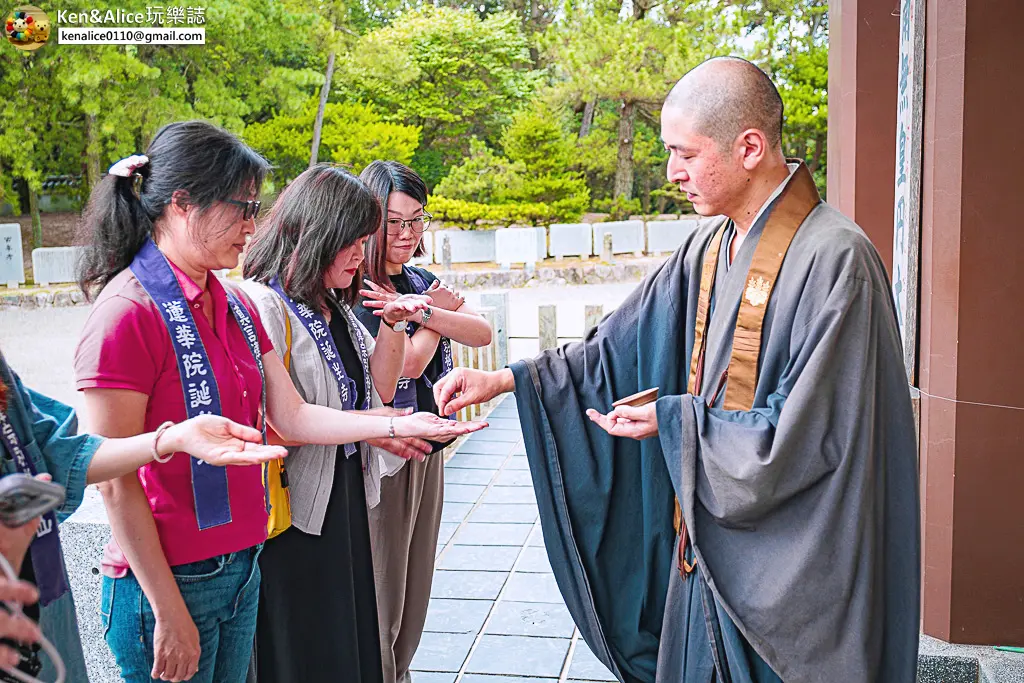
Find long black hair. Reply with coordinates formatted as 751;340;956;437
244;164;381;310
359;160;428;291
77;120;270;298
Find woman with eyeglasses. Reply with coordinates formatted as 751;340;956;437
241;164;488;683
73;124;482;683
357;161;493;683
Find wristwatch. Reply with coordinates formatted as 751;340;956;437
420;306;433;325
384;317;408;333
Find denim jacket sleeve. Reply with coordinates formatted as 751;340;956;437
8;371;103;521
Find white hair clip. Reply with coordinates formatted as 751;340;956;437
108;154;150;178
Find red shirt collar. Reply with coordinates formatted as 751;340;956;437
166;259;226;304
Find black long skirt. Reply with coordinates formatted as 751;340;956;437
255;447;383;683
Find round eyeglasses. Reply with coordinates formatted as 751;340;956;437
386;212;432;236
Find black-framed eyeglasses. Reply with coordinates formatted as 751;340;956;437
225;199;261;221
386;212;432;236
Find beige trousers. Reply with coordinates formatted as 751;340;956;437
368;454;444;683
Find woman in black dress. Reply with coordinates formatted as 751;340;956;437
241;165;486;683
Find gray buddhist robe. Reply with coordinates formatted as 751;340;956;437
510;171;920;683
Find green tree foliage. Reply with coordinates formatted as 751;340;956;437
541;1;734;201
245;99;419;181
500;102;574;175
336;7;541;172
0;0;832;235
734;0;829;192
433;125;590;225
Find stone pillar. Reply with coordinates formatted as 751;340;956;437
827;0;900;273
917;0;1024;646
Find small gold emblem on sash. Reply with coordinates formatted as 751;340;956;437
745;276;771;307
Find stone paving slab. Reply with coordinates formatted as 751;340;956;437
445;484;488;503
467;503;538;525
456;440;519;456
438;522;462;544
467;428;524;443
485;602;576;638
460;676;555;683
412;395;619;682
438;545;523;572
441;502;475;522
566;641;618;681
481;417;524;431
505;456;530;470
430;570;509;601
480;486;537;505
465;635;571;678
453;522;533;547
502;572;564;604
424;598;495;635
447;453;508;470
515;546;554;574
411;632;477;672
492;469;534;487
445;468;500;486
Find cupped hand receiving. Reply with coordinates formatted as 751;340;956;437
163;415;289;466
394;412;486;441
585;403;659;440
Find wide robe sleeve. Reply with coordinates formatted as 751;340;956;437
508;223;712;683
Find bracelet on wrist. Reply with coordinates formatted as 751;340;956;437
152;421;176;463
388;417;396;439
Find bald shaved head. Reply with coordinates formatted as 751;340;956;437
665;56;783;149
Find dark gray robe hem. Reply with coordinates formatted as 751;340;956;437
512;357;625;681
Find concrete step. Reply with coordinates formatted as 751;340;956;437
919;635;1024;683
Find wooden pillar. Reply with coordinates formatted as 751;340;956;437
917;0;1024;645
827;0;901;273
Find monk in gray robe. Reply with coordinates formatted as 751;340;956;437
433;57;920;683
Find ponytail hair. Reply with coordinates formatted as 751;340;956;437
359;161;429;292
77;120;270;298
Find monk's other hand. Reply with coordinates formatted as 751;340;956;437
586;403;659;440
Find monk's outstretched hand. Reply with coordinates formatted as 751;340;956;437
434;368;514;416
586;404;659;440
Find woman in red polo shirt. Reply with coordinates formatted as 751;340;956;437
73;121;483;683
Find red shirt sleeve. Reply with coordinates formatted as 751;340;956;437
74;294;165;395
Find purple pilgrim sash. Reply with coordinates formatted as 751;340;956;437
131;238;265;530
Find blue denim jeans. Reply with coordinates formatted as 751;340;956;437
101;546;262;683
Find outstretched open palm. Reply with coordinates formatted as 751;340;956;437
168;415;288;465
396;412;487;440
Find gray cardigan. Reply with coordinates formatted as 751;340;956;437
241;279;391;535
